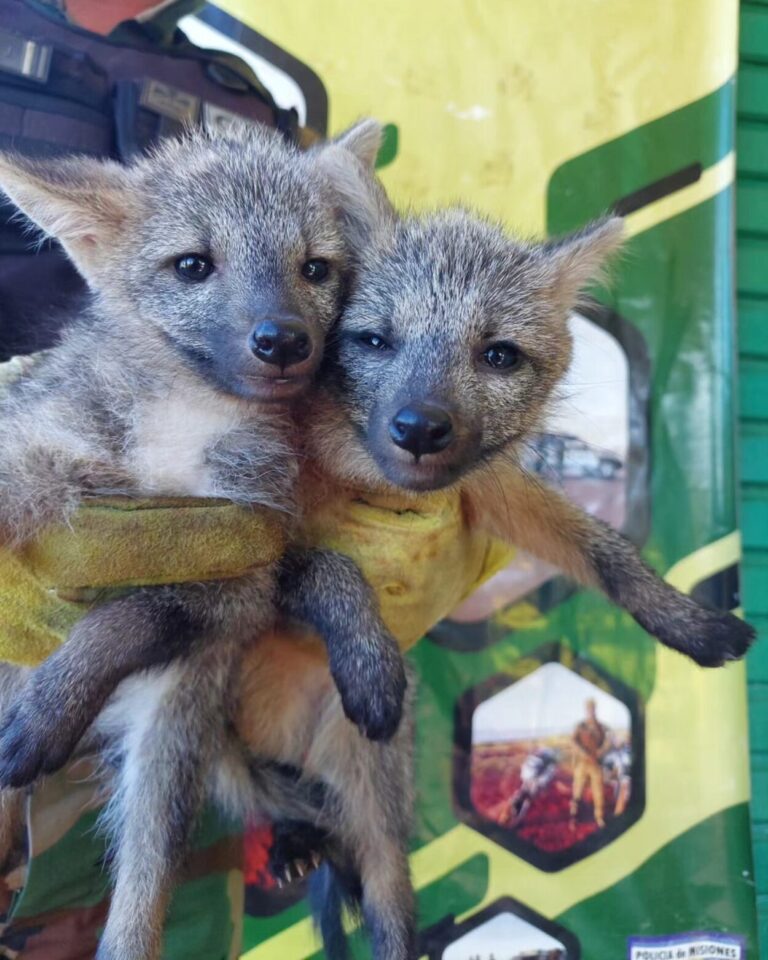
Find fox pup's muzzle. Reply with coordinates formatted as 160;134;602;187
389;402;455;459
249;316;314;372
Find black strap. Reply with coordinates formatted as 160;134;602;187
0;27;110;111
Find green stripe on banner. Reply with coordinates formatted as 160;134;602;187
558;805;758;959
547;83;734;233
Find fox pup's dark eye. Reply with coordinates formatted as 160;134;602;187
357;332;391;351
301;259;330;283
482;341;523;370
174;254;214;283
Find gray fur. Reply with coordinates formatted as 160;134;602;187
311;210;622;491
96;640;249;960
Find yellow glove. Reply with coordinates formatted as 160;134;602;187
0;497;285;666
0;489;513;666
305;488;514;651
0;359;514;666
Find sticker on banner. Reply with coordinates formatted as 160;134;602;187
628;932;745;960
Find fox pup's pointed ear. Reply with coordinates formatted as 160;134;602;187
332;119;384;170
316;119;396;252
0;152;130;285
542;216;625;309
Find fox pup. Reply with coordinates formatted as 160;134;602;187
0;121;406;960
229;206;755;959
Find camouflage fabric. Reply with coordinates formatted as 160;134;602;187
0;760;244;960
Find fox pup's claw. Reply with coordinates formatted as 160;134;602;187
0;694;83;788
274;855;322;888
269;820;327;887
333;647;407;742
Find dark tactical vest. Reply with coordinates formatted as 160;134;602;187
0;0;297;359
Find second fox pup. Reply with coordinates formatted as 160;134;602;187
234;208;755;959
312;212;754;669
0;121;405;960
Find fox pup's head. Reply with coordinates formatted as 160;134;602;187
324;211;623;491
0;120;384;403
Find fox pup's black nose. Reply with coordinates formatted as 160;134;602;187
250;317;312;369
389;403;455;458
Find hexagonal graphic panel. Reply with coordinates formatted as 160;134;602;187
454;651;644;870
420;896;580;960
429;303;650;651
445;914;566;960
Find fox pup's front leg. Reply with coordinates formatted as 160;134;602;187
466;464;754;666
278;548;407;741
0;575;276;788
0;545;407;789
212;425;407;739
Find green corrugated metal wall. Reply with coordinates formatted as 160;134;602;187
739;1;768;950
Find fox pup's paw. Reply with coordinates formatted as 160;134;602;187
644;601;756;668
0;686;85;787
681;609;756;668
269;820;327;887
331;636;407;742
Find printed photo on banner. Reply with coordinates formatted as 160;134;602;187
453;650;644;871
420;897;580;960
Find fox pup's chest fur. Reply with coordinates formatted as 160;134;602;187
130;384;250;498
